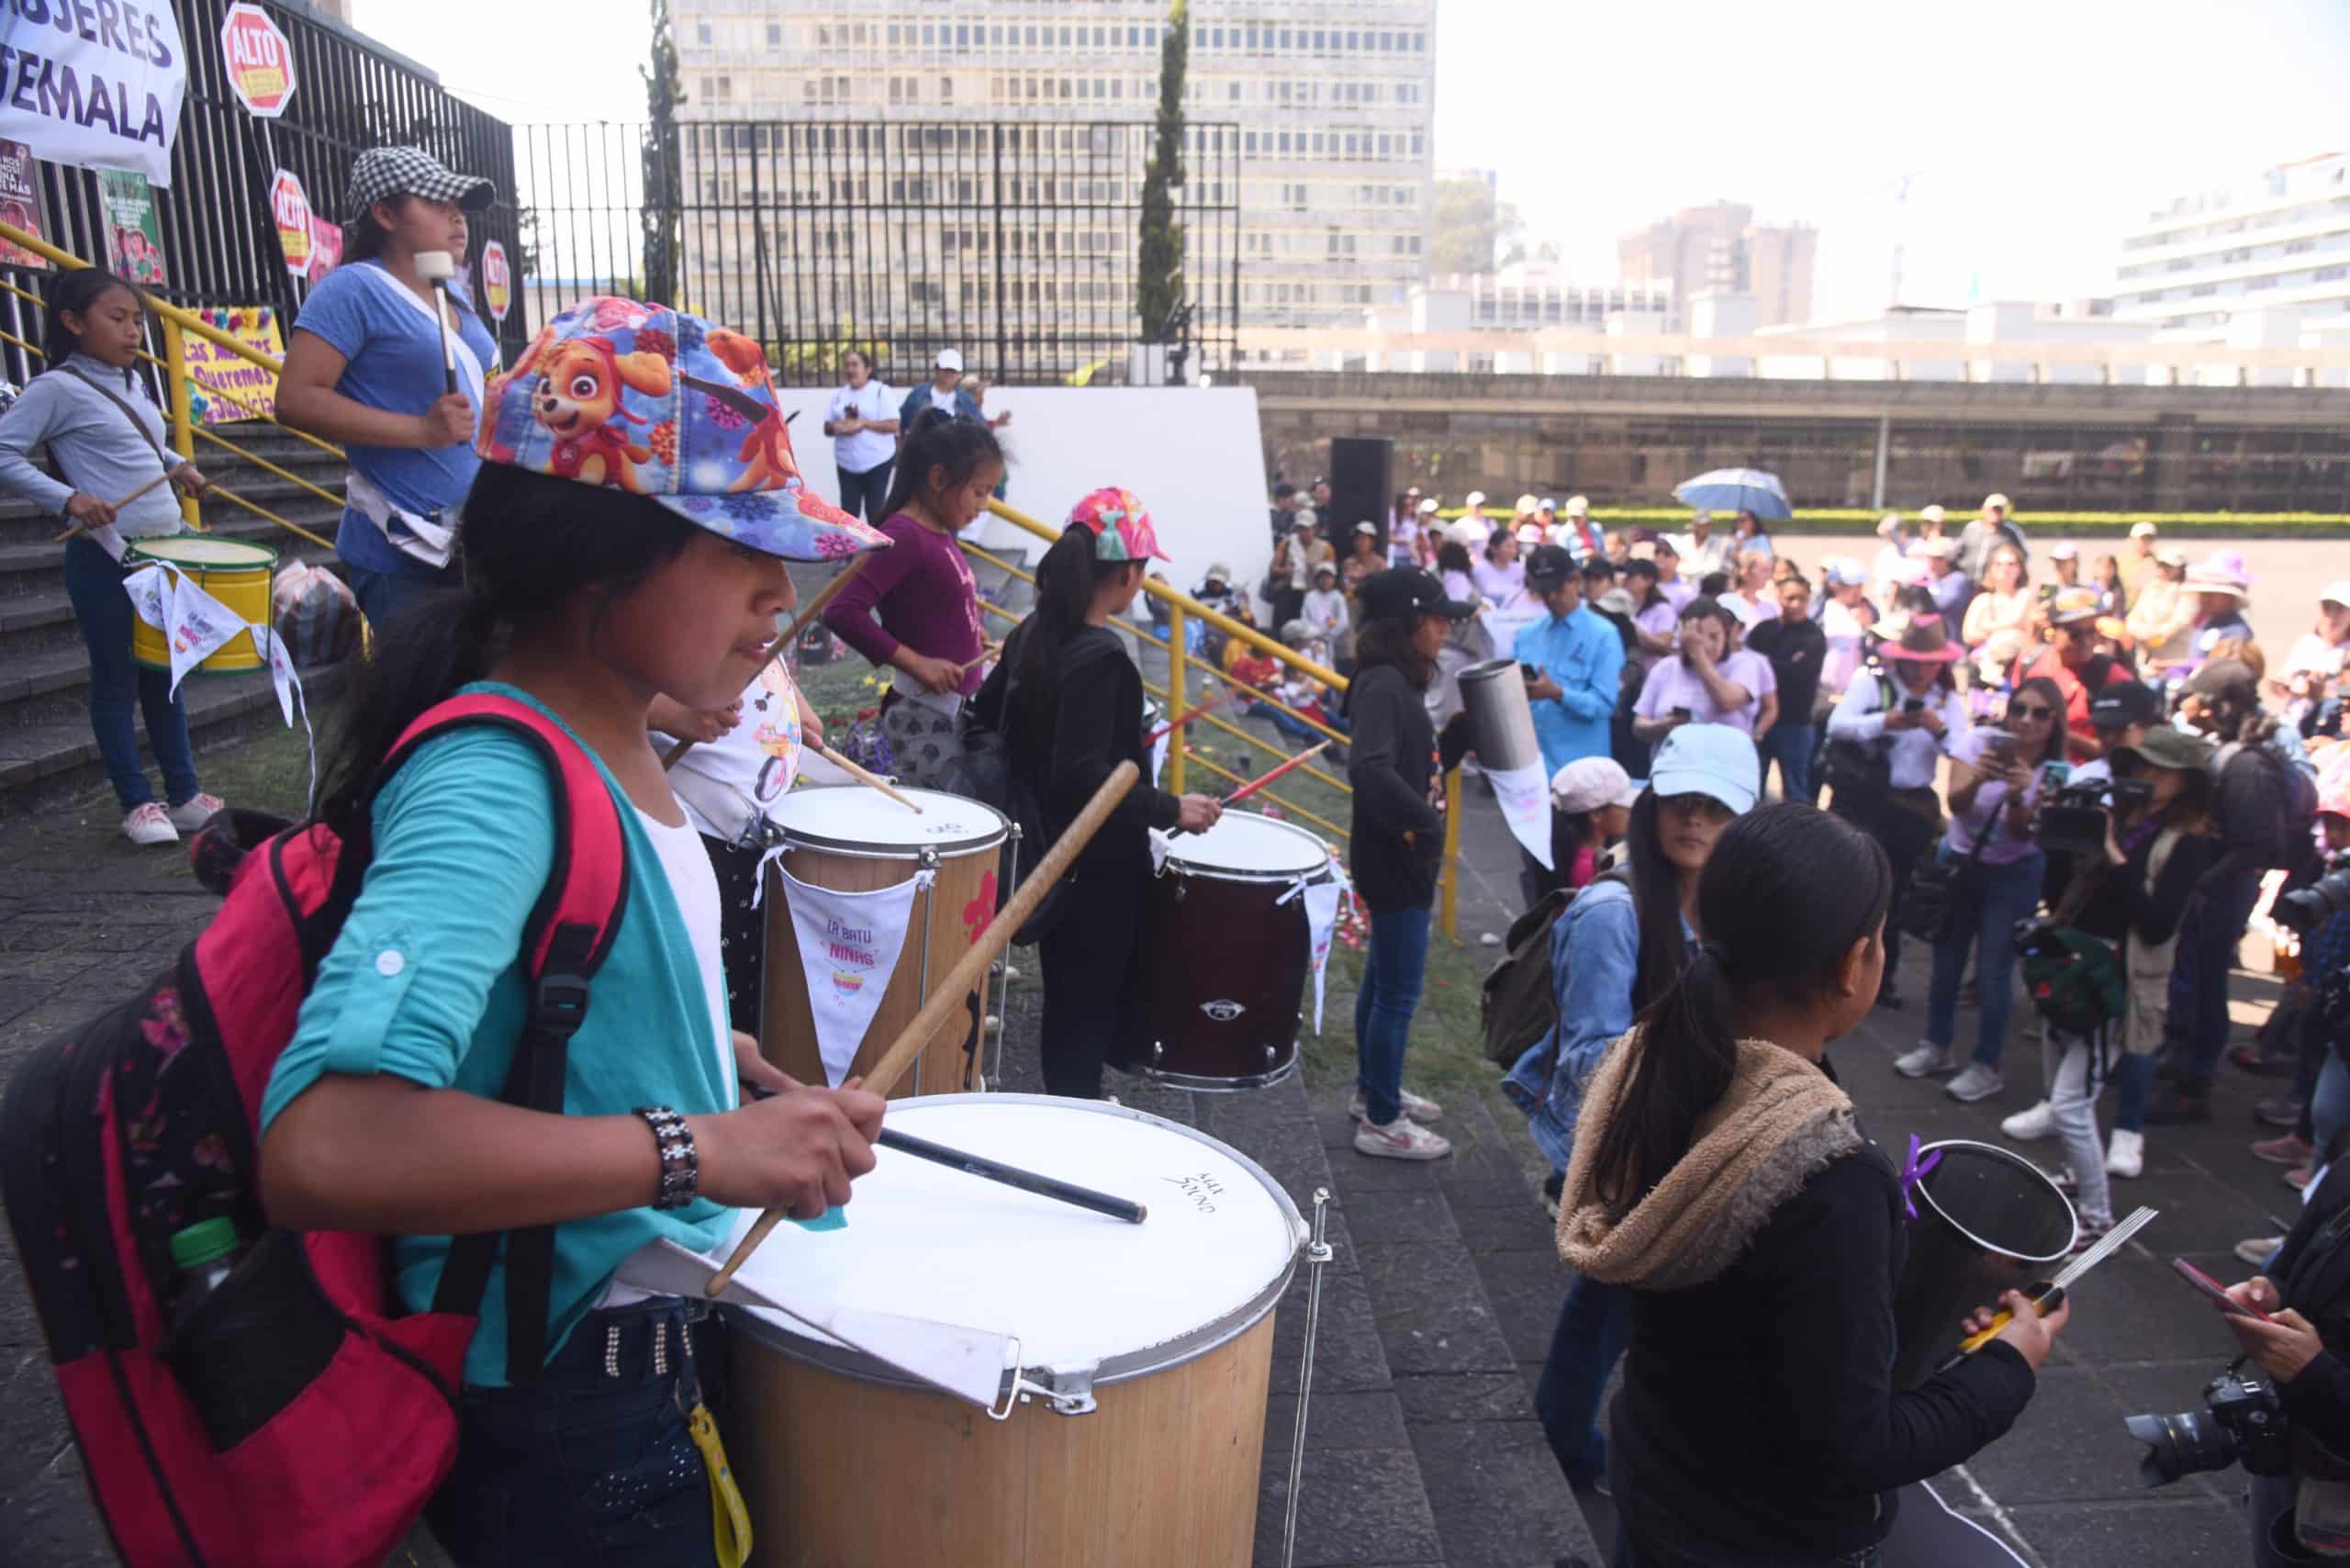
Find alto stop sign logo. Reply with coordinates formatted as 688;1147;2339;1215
221;4;298;118
480;241;512;323
270;169;312;277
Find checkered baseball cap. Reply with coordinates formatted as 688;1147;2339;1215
344;145;495;220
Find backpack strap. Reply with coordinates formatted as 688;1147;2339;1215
371;693;631;1386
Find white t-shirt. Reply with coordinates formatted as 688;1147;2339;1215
824;379;898;475
1718;590;1768;631
927;385;961;416
2284;632;2349;681
649;663;807;843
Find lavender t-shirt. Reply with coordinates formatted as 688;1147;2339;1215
1634;649;1776;734
1942;727;2044;866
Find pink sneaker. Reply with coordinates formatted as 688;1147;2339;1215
166;793;225;833
121;802;178;846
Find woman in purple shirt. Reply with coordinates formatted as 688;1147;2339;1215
824;410;1002;700
1895;676;2065;1103
1632;597;1778;745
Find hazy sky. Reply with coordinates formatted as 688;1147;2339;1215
354;0;2350;321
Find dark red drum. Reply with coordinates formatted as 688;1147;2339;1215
1116;812;1335;1091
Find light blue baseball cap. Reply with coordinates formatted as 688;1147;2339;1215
1647;723;1760;814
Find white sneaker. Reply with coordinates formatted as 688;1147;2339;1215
2105;1128;2144;1180
1354;1115;1452;1161
1350;1087;1444;1123
1946;1063;2006;1103
1895;1042;1956;1078
2000;1101;2057;1140
165;792;224;833
122;802;178;846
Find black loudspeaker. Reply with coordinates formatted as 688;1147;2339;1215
1326;435;1393;548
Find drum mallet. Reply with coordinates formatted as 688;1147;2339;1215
1166;740;1330;836
812;741;923;813
708;760;1142;1296
53;470;175;543
663;558;868;770
413;249;461;397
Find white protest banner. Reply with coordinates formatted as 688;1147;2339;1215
1488;757;1554;871
1481;590;1546;665
776;868;932;1087
0;3;188;187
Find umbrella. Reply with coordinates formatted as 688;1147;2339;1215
1673;468;1792;522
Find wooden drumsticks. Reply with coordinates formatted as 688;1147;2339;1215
663;558;869;770
812;742;923;812
53;470;175;543
706;760;1143;1297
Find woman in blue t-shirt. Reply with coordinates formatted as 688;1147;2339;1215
277;146;502;631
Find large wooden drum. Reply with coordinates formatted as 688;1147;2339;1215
726;1094;1304;1567
760;786;1008;1098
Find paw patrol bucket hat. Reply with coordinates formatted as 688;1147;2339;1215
478;296;891;561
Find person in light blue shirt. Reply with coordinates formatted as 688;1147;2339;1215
277;146;502;631
1511;544;1625;906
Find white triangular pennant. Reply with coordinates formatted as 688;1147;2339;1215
1489;759;1555;870
1303;876;1346;1035
777;867;933;1087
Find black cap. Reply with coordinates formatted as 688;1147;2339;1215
1273;481;1296;499
2088;679;2161;732
2184;658;2259;710
1525;544;1577;590
1582;554;1617;577
1623;556;1659;580
1359;568;1476;624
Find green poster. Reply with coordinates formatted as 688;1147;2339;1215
97;169;167;286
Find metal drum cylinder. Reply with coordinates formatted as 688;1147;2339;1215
1457;657;1542;774
1890;1139;2076;1388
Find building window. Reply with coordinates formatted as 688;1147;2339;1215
695;21;711;44
767;22;781;46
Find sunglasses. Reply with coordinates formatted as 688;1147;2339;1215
2009;704;2056;721
1658;792;1736;823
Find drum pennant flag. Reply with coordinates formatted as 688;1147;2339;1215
124;561;315;802
1279;861;1351;1036
1487;758;1555;871
773;867;934;1087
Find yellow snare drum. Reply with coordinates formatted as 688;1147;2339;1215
125;536;276;675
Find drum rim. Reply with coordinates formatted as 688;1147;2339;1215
1120;1054;1300;1093
1912;1137;2078;1263
726;1092;1306;1393
775;789;1009;858
125;537;278;566
1155;812;1334;880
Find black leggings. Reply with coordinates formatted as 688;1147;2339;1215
836;460;893;523
1037;857;1148;1098
1836;791;1938;980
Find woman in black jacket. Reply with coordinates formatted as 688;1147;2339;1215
1560;803;2065;1566
984;487;1221;1097
1345;568;1475;1159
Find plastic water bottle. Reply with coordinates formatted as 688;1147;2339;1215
168;1217;239;1329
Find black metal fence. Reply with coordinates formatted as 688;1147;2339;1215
0;0;522;385
512;117;1242;386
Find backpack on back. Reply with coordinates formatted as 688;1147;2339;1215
2215;739;2322;872
0;693;630;1568
2016;923;2126;1037
1482;869;1628;1068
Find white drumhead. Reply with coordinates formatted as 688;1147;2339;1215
730;1095;1302;1374
1161;811;1331;877
774;784;1007;854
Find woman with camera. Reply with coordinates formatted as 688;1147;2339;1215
1825;614;1972;1010
1559;803;2063;1568
2004;727;2222;1249
1893;677;2066;1103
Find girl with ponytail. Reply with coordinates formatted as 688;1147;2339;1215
976;487;1222;1097
1561;802;2067;1565
261;301;890;1565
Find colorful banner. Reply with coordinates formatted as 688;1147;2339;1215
479;239;511;323
0;5;188;187
180;306;285;424
97;168;164;285
268;168;310;277
0;138;50;267
775;867;932;1087
1488;757;1555;871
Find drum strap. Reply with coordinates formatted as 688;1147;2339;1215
59;364;173;476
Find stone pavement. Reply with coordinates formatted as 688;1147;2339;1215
0;736;2311;1568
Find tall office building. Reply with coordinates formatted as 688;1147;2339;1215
2111;152;2350;343
1617;202;1817;330
670;0;1438;357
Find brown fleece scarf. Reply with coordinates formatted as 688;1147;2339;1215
1558;1033;1863;1291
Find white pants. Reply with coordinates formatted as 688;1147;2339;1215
2044;1022;2119;1230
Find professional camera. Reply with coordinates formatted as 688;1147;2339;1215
2036;775;2156;857
2125;1367;2294;1485
2276;851;2350;937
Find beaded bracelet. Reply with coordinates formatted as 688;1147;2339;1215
635;1106;699;1210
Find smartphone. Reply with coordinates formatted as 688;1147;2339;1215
2172;1257;2273;1321
1519;662;1539;683
2040;760;2073;793
1671;706;1693;722
1986;734;2017;767
1902;697;1926;713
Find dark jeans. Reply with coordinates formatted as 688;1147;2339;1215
344;556;461;632
1534;1271;1631;1486
64;533;198;812
1925;846;2046;1069
426;1301;728;1568
2162;868;2268;1092
1837;790;1937;985
1758;722;1817;803
1038;857;1147;1098
1355;902;1431;1126
836;460;892;522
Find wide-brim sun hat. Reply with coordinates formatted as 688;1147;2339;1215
2185;563;2251;601
1648;724;1760;815
478;296;887;561
1874;612;1965;664
1068;486;1171;563
2114;726;2215;776
2048;586;2102;626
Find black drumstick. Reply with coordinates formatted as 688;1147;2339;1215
878;1127;1147;1224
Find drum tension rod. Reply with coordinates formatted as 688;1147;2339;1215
1283;1189;1335;1568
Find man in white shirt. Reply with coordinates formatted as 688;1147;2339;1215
1674;510;1730;579
821;348;899;521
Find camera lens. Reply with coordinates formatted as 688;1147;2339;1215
2125;1410;2239;1486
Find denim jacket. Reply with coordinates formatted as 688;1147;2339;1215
1502;878;1692;1173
